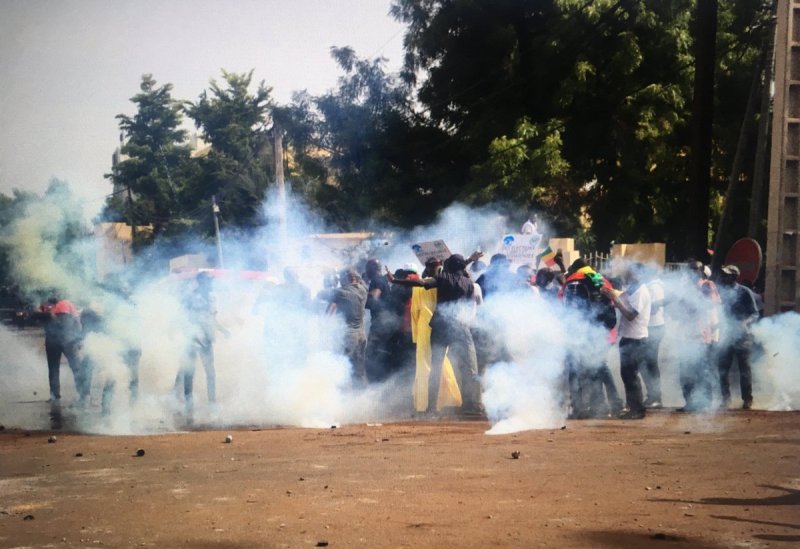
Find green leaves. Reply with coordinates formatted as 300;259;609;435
106;75;189;231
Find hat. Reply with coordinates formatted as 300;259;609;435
721;264;740;277
445;254;467;272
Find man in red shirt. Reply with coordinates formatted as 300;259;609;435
42;295;87;402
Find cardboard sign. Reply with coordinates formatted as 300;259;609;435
495;233;543;265
411;240;452;264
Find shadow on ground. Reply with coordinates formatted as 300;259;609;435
578;530;722;548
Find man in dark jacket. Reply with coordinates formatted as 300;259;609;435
387;251;486;418
717;265;759;410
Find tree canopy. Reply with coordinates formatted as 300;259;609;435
87;0;774;261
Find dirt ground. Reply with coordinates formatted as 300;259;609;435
1;408;798;549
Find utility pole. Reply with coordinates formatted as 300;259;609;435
273;123;288;265
212;195;224;268
273;123;287;228
712;47;762;270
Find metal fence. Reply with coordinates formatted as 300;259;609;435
581;251;683;274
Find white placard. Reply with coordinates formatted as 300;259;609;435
411;240;452;264
495;233;543;265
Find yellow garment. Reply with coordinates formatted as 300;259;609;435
410;286;462;411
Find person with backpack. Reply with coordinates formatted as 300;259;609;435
559;260;623;419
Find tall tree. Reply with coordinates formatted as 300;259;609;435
184;70;274;229
105;74;189;233
392;0;696;249
283;47;459;228
687;0;719;261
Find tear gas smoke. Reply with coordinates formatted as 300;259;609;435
1;183;799;436
751;312;800;411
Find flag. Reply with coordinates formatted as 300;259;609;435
536;246;557;267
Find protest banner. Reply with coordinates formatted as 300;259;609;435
495;233;543;265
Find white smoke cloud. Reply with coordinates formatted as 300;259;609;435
2;183;800;436
752;312;800;411
481;292;569;433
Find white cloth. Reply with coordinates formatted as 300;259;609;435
618;283;651;340
646;279;665;327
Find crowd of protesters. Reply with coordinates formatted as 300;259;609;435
319;246;760;421
33;243;761;424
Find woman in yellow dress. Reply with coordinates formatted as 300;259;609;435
410;258;462;413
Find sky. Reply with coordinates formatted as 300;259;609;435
0;0;405;216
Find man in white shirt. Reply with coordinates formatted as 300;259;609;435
602;263;651;419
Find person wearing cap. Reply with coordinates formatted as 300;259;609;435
560;259;623;419
717;265;758;410
387;251;486;418
672;260;721;412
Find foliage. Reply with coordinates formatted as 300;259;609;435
0;189;36;288
105;75;189;233
183;70;275;229
97;0;774;261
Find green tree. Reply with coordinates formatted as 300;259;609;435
0;189;35;288
183;70;274;229
390;0;773;257
282;46;469;228
392;0;699;251
105;74;189;234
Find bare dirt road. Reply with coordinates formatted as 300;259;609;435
1;409;798;548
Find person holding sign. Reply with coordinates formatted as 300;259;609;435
387;251;486;419
410;258;463;414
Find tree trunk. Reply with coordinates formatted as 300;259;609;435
748;6;777;240
688;0;718;263
711;50;762;270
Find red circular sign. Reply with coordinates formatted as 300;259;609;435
724;238;762;284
